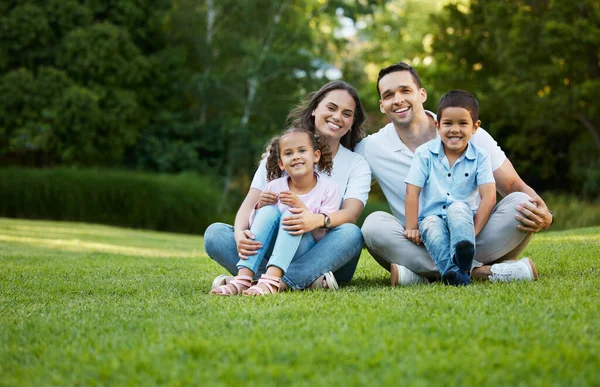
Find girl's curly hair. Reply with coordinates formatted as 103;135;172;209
265;127;333;181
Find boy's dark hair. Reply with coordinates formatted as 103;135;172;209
287;80;367;150
265;127;333;181
437;89;479;122
376;62;423;97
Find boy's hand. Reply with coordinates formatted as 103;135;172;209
278;191;306;209
404;228;422;245
257;191;278;209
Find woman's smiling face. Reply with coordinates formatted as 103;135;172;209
311;89;356;142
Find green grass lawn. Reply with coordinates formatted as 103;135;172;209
1;218;599;386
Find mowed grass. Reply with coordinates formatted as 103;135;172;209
1;218;599;386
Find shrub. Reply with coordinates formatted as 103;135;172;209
0;167;234;234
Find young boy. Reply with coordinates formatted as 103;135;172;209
404;90;496;285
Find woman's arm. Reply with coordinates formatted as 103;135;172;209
234;188;263;259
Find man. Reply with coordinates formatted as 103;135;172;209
355;62;553;284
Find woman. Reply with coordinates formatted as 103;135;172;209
204;81;371;291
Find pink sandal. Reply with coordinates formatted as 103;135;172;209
210;275;252;296
243;274;281;296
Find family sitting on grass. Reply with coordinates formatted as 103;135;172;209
205;62;552;296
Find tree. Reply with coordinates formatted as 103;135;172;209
427;0;600;196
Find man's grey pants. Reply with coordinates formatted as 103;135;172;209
361;192;533;279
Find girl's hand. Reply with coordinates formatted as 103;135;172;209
404;228;422;245
282;208;321;235
257;191;279;209
234;229;262;259
278;191;306;209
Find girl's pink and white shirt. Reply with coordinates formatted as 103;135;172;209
249;173;339;241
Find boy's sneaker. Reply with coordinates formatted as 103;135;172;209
390;263;429;286
489;257;539;282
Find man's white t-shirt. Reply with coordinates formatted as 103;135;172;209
354;111;506;225
250;144;371;207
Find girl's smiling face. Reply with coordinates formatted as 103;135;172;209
278;131;320;178
311;89;356;142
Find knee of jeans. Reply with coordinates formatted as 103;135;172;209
447;201;471;216
419;215;442;232
258;204;282;218
204;222;227;257
336;222;363;243
281;209;294;219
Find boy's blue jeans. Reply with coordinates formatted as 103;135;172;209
204;211;363;290
236;206;316;274
419;201;475;276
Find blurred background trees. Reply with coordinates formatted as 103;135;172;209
0;0;598;231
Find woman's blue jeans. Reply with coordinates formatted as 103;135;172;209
419;201;475;276
204;212;363;290
236;206;316;274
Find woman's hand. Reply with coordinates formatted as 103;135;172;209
234;229;262;259
515;195;553;232
278;191;306;209
281;208;323;235
257;191;278;209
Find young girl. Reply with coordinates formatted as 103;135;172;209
210;127;339;296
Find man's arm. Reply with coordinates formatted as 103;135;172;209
493;159;553;232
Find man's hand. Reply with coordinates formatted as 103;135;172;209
257;191;278;209
515;195;553;233
234;229;262;259
281;208;321;235
404;228;422;245
279;191;306;209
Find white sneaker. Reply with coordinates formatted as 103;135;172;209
390;263;429;286
489;258;538;282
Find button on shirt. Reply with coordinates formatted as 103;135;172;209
404;138;495;221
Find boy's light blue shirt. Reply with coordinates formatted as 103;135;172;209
404;138;495;221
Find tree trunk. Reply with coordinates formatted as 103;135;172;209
576;113;600;152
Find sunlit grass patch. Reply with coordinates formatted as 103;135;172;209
1;218;599;386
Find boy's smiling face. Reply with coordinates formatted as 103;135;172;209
436;107;481;158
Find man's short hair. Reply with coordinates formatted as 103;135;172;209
437;89;479;122
376;62;423;97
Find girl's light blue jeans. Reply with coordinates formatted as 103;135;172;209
204;212;363;290
236;206;316;274
418;201;475;276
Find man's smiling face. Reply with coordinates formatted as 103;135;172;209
378;70;427;128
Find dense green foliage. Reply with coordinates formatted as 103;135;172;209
0;168;231;234
2;218;599;385
0;0;597;201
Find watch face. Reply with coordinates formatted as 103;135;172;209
325;215;331;227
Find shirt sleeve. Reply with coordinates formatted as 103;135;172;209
249;158;268;191
343;154;371;206
404;149;428;187
319;182;340;215
471;128;506;171
476;151;495;186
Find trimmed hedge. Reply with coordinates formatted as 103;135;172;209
0;168;234;234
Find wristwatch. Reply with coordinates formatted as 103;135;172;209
549;210;554;226
321;213;331;229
